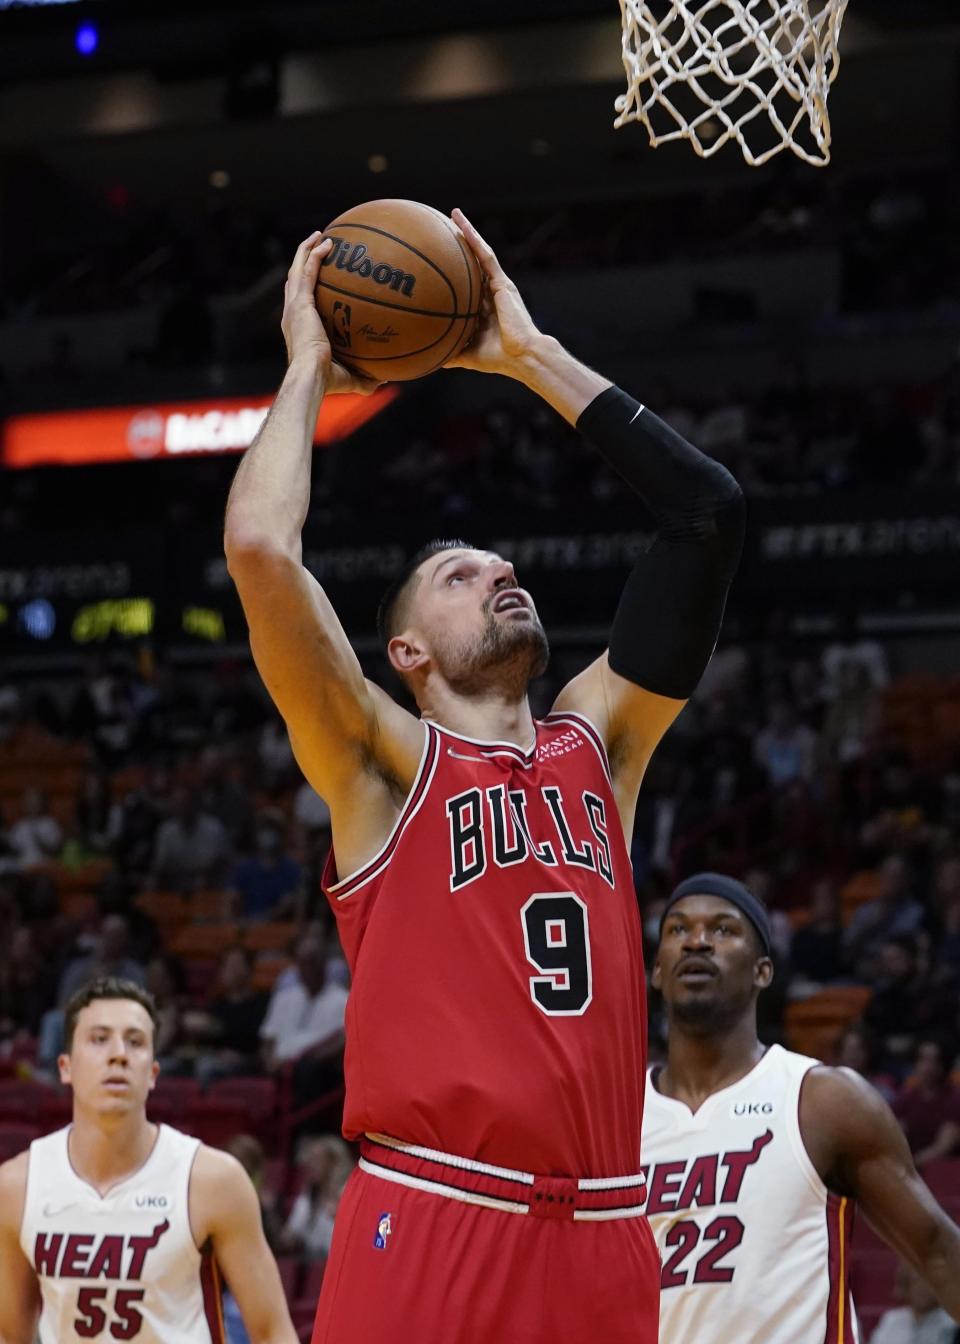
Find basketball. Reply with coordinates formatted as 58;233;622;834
316;199;483;381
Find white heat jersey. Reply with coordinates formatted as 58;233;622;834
20;1124;220;1344
641;1045;858;1344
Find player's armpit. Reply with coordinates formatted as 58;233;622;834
800;1066;960;1320
227;546;423;803
552;653;686;816
0;1157;40;1344
190;1147;298;1344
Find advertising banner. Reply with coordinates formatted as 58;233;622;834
1;387;396;468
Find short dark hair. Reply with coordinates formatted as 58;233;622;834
376;538;475;648
64;976;159;1054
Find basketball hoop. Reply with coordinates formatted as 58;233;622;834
615;0;849;167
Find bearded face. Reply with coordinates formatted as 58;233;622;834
429;595;550;697
395;548;550;698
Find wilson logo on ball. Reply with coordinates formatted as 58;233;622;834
323;238;417;297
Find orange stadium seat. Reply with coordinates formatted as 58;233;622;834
189;889;233;921
784;987;872;1058
136;890;191;923
840;870;883;923
251;957;292;992
170;923;240;959
244;922;298;954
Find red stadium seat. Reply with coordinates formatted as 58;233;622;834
292;1305;316;1342
183;1098;250;1150
207;1076;277;1119
0;1122;41;1161
856;1305;886;1339
0;1079;54;1122
149;1077;202;1127
276;1256;300;1301
850;1248;898;1308
38;1090;73;1133
298;1257;327;1305
917;1158;960;1198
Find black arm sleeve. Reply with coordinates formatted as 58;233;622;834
576;384;745;700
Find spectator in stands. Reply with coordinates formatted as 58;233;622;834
694;695;761;809
754;698;817;788
74;770;122;857
0;925;56;1043
0;674;21;743
833;1023;897;1103
226;1133;284;1251
187;946;270;1087
197;746;255;848
894;1038;960;1169
859;754;939;863
145;952;189;1073
149;786;231;893
789;658;827;732
258;714;296;793
790;878;848;988
845;857;926;975
36;913;147;1073
821;612;890;701
114;765;171;875
293;777;331;841
260;933;347;1104
279;1135;354;1260
0;807;18;875
57;912;147;1007
821;660;881;769
228;809;303;921
870;1260;957;1344
864;939;952;1076
8;786;63;867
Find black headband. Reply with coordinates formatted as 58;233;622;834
661;872;772;956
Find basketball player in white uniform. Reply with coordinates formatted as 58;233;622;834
642;872;960;1344
0;977;297;1344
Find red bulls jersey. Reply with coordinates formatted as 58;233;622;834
323;711;647;1177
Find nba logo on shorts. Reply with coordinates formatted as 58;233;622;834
373;1212;392;1250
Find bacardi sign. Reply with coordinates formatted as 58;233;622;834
1;388;396;468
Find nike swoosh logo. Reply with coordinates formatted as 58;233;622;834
43;1202;78;1217
447;748;482;763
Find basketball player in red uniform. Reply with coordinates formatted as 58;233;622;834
0;977;296;1344
224;213;745;1344
645;874;960;1343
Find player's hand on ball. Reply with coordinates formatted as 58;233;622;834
283;232;333;370
445;208;542;376
282;233;382;395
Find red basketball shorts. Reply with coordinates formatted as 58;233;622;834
310;1135;660;1344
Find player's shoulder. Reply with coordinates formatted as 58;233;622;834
0;1150;30;1232
188;1143;259;1246
800;1064;894;1138
190;1143;257;1210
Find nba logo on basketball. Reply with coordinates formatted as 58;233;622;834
373;1213;392;1250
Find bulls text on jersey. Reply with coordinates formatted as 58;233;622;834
445;784;614;892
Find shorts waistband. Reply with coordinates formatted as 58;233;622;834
359;1133;648;1222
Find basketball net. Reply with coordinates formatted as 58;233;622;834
615;0;849;167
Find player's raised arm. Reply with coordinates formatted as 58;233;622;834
448;209;744;820
190;1146;298;1344
0;1155;40;1344
802;1065;960;1319
224;232;424;815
